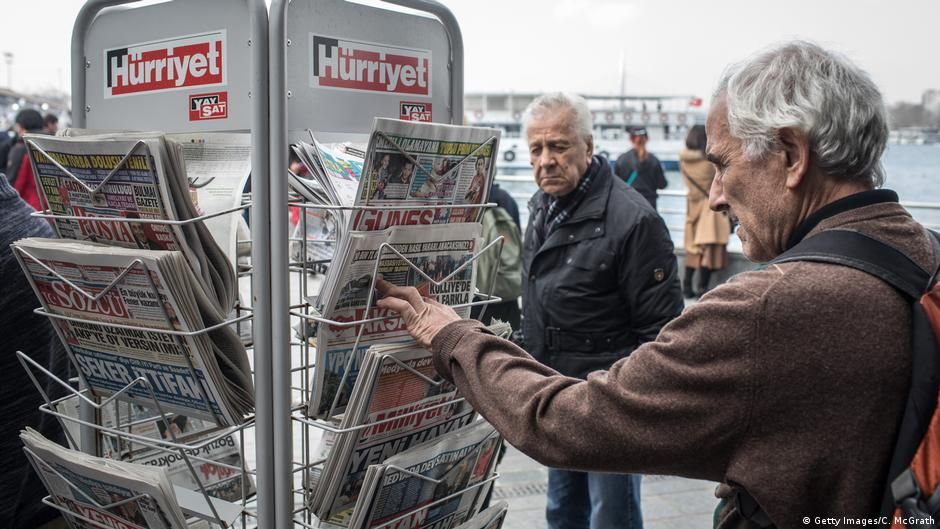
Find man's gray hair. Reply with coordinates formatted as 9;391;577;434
522;92;593;140
715;40;888;187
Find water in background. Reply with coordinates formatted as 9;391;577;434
496;144;940;253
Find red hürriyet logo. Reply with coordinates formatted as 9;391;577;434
189;91;228;121
105;31;226;98
311;35;430;96
400;101;432;122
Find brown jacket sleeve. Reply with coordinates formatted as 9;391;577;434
431;283;762;481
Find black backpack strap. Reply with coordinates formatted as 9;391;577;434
769;229;931;299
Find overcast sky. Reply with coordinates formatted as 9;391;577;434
1;0;937;105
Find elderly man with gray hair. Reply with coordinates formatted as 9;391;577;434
516;92;683;529
376;40;931;528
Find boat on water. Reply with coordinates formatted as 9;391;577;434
464;92;707;170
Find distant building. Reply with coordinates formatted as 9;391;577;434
923;89;940;114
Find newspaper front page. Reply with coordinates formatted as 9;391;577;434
308;223;481;419
13;238;253;425
26;133;237;313
349;420;500;529
22;428;189;529
55;395;256;504
351;119;501;231
314;342;475;523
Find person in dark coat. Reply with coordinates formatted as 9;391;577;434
0;173;71;529
614;127;667;210
520;92;683;529
5;109;44;185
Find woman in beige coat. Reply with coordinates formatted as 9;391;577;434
680;124;731;297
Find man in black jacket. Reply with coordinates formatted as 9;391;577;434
614;127;667;210
521;93;683;529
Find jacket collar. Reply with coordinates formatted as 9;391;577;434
785;189;899;250
528;156;612;224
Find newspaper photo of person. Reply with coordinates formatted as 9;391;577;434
412;157;457;199
463;157;488;204
124;211;162;250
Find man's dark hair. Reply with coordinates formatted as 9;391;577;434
685;124;707;152
43;114;58;127
15;109;44;132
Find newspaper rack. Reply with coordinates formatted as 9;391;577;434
13;245;253;427
18;352;250;528
14;1;485;527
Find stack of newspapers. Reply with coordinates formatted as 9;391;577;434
22;427;191;529
24;132;241;313
12;238;254;425
453;502;509;529
310;342;475;524
54;395;256;503
308;118;500;420
310;322;508;526
288;140;365;264
348;419;501;529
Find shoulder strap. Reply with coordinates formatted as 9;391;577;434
769;229;931;300
683;172;711;198
626;169;638;186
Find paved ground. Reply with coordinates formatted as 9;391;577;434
491;444;717;529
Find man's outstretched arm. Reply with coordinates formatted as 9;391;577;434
376;279;758;480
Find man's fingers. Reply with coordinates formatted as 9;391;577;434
376;296;418;322
376;279;426;311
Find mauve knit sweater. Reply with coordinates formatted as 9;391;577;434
0;175;71;529
431;196;930;529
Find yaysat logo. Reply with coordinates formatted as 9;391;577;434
400;101;432;122
311;35;430;96
189;92;228;121
105;31;226;98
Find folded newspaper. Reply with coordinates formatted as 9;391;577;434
12;237;254;425
351;118;500;231
22;427;190;529
347;419;501;529
311;320;510;525
288;140;364;267
308;222;482;419
24;132;238;313
452;502;509;529
311;341;476;524
54;396;256;503
169;132;252;273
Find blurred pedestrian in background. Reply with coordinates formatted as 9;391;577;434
679;124;730;297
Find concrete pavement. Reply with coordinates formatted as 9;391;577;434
491;434;717;529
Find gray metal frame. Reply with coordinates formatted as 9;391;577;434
69;1;274;527
60;0;467;525
269;1;463;526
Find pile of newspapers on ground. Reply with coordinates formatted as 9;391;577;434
291;119;511;529
14;130;256;528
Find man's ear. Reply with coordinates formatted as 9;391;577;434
585;136;594;161
779;127;810;190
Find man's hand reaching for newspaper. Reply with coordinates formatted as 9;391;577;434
376;279;460;348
